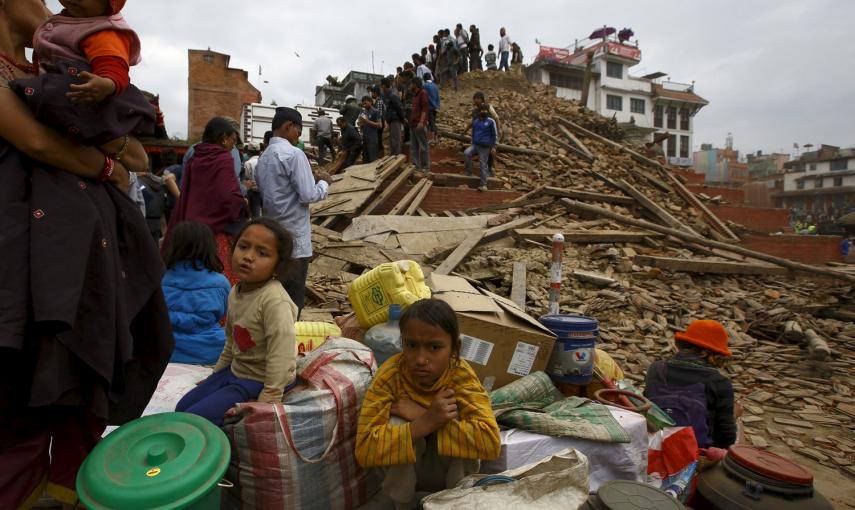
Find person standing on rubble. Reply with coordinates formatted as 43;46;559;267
465;92;501;175
381;77;405;155
313;109;336;165
409;77;431;173
422;73;440;142
455;24;469;74
255;107;331;314
498;27;511;72
370;86;387;156
358;95;382;163
465;104;498;192
468;24;483;71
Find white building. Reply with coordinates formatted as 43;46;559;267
525;34;708;167
776;145;855;214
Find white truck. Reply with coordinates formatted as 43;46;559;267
240;103;341;150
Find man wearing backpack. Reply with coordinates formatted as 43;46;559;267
139;163;180;243
643;320;737;449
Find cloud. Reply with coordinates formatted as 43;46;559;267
44;0;855;153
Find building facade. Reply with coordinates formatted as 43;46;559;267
188;49;261;142
315;71;385;109
693;147;749;185
775;145;855;216
525;35;708;166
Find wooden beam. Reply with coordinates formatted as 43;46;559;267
633;255;790;276
388;178;427;215
561;198;855;283
617;178;697;235
360;165;415;215
555;116;663;171
438;130;552;157
426;217;537;263
464;195;554;214
541;131;593;162
542;186;635;206
556;123;595;161
415;207;431;217
312;197;353;216
376;155;408;181
427;172;503;190
510;262;527;310
434;233;485;275
404;181;433;215
514;228;662;243
660;170;740;242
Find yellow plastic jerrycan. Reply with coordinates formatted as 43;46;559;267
295;322;341;354
348;260;432;328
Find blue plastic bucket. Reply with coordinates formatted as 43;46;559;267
540;314;598;384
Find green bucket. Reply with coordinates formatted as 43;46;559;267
77;412;231;509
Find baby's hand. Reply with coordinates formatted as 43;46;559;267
67;71;116;104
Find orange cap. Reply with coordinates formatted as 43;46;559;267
674;320;731;357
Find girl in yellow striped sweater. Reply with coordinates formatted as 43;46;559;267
356;299;500;509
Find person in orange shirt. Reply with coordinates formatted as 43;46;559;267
11;0;156;165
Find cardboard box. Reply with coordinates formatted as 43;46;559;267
427;274;556;390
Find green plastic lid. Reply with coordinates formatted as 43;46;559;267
77;412;230;509
596;480;684;510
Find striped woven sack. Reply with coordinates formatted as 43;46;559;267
222;338;381;509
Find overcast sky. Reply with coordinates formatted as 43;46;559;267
46;0;854;155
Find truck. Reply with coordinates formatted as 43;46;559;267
240;103;341;151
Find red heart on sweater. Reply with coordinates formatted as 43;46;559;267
233;325;256;352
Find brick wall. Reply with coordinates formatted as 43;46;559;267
740;234;843;265
188;49;261;141
688;185;745;204
709;204;790;233
376;184;522;214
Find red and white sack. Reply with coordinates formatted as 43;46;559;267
222;338;380;509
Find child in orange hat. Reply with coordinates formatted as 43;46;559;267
12;0;155;163
643;319;737;448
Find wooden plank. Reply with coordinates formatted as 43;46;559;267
633;255;790;276
572;269;617;287
415;208;431;217
311;224;343;241
661;170;741;242
561;198;855;283
510;262;527;310
542;131;593;162
514;228;662;243
617;178;697;235
388;178;427;215
556;123;595;160
312;197;353;216
442;211;456;217
315;245;417;269
464;195;554;214
360;165;415;215
404;181;433;215
427;172;503;190
555;116;663;171
426;217;537;263
433;233;485;275
376;155;408;181
542;186;634;206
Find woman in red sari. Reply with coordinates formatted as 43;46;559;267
167;117;248;284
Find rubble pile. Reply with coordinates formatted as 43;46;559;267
306;70;855;478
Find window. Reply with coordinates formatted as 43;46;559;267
549;73;582;90
202;53;214;64
679;108;690;130
834;177;844;187
680;135;690;158
831;159;848;171
607;62;623;79
653;105;663;128
630;98;645;114
815;179;823;189
606;94;623;111
796;180;805;190
667;107;677;129
667;134;677;157
809;163;817;171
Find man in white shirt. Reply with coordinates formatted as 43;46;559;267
256;107;332;315
313;109;336;164
498;27;511;72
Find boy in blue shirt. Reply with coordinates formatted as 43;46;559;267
465;104;498;191
423;72;441;141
